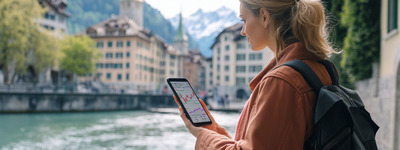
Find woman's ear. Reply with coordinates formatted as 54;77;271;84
259;8;270;28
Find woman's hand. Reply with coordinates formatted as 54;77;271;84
177;105;205;137
173;95;220;137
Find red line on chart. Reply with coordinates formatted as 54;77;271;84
179;92;195;104
189;107;204;114
179;93;187;103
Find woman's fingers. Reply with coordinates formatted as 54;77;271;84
179;106;195;128
199;99;216;122
173;95;180;107
174;95;218;133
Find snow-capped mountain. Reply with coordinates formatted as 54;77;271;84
169;6;241;57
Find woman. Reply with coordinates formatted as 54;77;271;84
175;0;336;149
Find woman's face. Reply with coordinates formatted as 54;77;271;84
239;3;269;51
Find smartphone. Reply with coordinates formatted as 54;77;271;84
167;78;212;126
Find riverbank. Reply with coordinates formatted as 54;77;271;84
0;92;176;113
0;92;246;113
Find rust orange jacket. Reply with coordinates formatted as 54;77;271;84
195;42;333;150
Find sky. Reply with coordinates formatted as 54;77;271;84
144;0;241;18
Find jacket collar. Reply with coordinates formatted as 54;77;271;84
249;42;316;91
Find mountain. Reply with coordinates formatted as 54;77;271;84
66;0;197;48
169;7;241;57
142;3;198;48
66;0;119;35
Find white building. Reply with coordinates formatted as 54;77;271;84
358;0;400;149
37;0;70;85
37;0;69;34
210;23;274;101
205;57;213;97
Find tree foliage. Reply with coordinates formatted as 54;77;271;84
323;0;355;89
60;35;101;76
0;0;59;83
340;0;380;81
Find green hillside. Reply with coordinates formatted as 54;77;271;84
66;0;197;48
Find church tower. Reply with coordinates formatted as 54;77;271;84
173;13;189;53
119;0;143;28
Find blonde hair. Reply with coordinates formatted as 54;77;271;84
240;0;336;60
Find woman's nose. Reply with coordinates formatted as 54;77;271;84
240;27;246;36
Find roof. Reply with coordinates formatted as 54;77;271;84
173;13;188;42
39;0;71;17
210;23;243;49
85;16;151;41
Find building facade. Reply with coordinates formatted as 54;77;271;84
84;1;207;94
205;57;213;97
37;0;70;85
355;0;399;149
37;0;69;34
210;23;274;101
86;16;177;93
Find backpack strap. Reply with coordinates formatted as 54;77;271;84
282;60;323;94
320;60;339;85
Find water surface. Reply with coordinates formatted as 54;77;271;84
0;110;240;150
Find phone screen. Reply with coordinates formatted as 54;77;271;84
169;81;211;124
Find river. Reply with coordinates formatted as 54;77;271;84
0;110;240;150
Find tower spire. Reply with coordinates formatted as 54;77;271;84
173;12;188;42
173;11;189;53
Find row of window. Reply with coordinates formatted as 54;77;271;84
215;75;253;83
135;64;155;73
96;63;166;75
96;63;129;69
43;25;55;31
100;73;160;81
105;73;130;80
44;12;65;23
216;43;249;54
236;77;253;85
216;53;263;61
105;52;131;59
236;65;263;73
136;54;154;63
216;65;262;72
237;53;263;61
97;41;150;49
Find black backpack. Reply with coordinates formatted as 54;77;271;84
282;60;379;150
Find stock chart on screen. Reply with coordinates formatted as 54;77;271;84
171;82;210;123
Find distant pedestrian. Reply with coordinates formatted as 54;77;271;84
224;94;230;107
6;80;10;91
162;85;168;94
217;96;224;108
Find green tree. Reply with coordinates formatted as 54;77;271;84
60;35;101;77
323;0;355;89
341;0;380;81
0;0;59;84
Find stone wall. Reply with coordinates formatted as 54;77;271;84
0;93;176;113
356;75;396;150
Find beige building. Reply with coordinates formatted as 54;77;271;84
86;16;179;93
210;23;273;101
181;50;207;93
357;0;398;149
83;0;207;94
